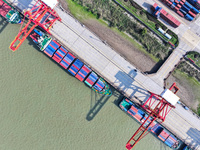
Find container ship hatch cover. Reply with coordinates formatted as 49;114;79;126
0;0;21;24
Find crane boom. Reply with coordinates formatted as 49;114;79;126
9;0;60;51
126;83;179;150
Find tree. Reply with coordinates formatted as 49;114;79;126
141;28;147;36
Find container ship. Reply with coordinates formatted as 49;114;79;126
119;98;192;150
0;0;21;24
29;29;112;96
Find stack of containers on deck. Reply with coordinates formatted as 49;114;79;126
127;105;138;118
158;129;170;141
0;0;12;18
152;3;181;27
134;109;145;122
75;65;91;81
141;114;155;129
68;59;84;76
59;52;76;69
52;46;68;63
151;125;164;135
164;134;178;147
44;40;60;57
120;98;132;111
161;0;199;21
84;71;98;87
93;78;105;92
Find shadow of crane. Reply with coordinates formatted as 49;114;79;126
0;17;9;34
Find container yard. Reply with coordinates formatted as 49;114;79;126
152;3;181;27
161;0;200;21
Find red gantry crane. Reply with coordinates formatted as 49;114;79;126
10;0;61;51
126;83;180;150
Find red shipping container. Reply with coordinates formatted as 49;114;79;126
177;4;181;8
167;1;172;6
181;0;186;2
174;6;179;12
152;3;158;11
134;114;142;122
176;10;184;17
160;130;170;139
175;0;179;3
179;1;184;5
188;10;196;18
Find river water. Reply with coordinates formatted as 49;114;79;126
0;17;171;150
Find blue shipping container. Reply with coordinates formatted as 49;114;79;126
184;1;193;9
185;13;194;21
179;8;187;15
191;6;200;14
182;5;190;13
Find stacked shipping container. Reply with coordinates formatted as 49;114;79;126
52;46;68;63
161;0;199;21
59;52;76;69
93;78;106;92
119;98;181;148
75;65;91;82
68;59;84;76
43;40;60;57
84;71;98;87
152;3;181;27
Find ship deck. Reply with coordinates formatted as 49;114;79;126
0;0;12;18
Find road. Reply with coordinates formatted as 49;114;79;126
134;0;200;87
5;0;200;149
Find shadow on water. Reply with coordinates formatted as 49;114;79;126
86;85;124;121
0;17;9;34
86;90;110;121
185;128;200;149
159;140;168;150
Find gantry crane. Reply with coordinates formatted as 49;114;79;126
126;83;179;150
10;0;61;51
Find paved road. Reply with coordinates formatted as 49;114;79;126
6;0;200;149
134;0;200;87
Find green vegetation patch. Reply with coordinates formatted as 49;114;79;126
68;0;171;61
115;0;179;46
66;0;97;20
186;51;200;68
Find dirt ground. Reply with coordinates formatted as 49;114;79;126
58;0;156;72
83;20;158;72
165;73;199;110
